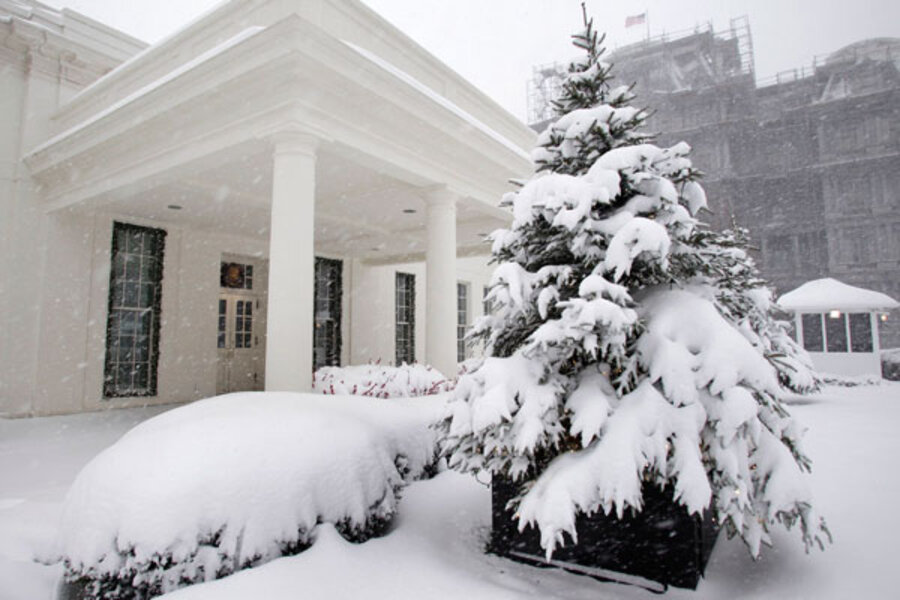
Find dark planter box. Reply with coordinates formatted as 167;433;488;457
490;475;719;591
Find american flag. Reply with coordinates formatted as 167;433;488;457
625;13;646;28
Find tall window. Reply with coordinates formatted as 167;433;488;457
395;273;415;365
104;222;166;398
849;313;873;353
825;312;848;352
483;285;492;316
314;258;343;369
457;282;469;362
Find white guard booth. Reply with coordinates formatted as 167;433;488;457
778;278;899;378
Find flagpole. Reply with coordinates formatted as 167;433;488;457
645;8;650;42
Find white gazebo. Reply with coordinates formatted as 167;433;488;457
778;278;899;378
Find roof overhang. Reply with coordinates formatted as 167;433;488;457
25;14;532;221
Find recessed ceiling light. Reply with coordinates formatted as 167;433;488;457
167;204;183;210
402;208;417;214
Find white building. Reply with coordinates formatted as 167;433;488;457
779;278;899;378
0;0;535;417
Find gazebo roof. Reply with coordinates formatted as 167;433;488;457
778;278;900;312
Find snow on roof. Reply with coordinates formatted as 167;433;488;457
28;26;265;156
778;278;899;312
343;41;531;161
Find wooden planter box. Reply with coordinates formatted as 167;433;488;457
490;475;719;591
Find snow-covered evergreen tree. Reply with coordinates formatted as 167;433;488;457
440;16;828;559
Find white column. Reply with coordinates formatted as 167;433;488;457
424;187;458;379
265;134;317;392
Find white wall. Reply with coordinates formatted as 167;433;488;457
1;198;496;417
348;254;494;372
25;212;270;416
806;352;883;378
0;6;148;416
0;29;98;416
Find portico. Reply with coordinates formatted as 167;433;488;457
9;0;535;415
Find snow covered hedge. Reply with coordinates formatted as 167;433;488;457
882;348;900;381
441;19;828;562
314;363;452;398
54;393;443;599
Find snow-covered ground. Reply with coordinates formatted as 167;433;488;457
1;382;898;599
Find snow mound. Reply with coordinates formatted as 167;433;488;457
314;364;452;398
55;392;445;599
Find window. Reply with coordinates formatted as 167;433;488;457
801;313;824;352
836;227;873;265
483;285;492;316
217;299;227;348
103;222;166;398
457;283;469;362
766;235;793;271
395;273;415;365
314;258;342;369
825;312;848;353
849;313;873;353
235;299;253;349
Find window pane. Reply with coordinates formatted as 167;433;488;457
825;312;848;352
801;314;823;352
217;299;227;348
124;255;139;281
849;313;873;352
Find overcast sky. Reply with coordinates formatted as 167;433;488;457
44;0;900;121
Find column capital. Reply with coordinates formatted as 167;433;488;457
271;130;319;159
421;185;459;208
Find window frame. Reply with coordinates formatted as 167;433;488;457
825;311;849;353
801;313;824;352
457;282;469;362
849;312;874;353
395;272;416;365
313;257;343;370
103;221;166;398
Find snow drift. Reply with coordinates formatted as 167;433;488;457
54;392;444;599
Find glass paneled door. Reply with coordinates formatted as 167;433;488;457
217;259;266;394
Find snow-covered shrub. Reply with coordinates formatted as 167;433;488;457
314;363;453;398
441;18;828;560
882;348;900;381
54;393;443;599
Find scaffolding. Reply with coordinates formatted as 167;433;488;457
526;16;756;125
526;62;567;125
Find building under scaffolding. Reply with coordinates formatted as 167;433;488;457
527;20;900;347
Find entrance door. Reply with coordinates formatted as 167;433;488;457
217;259;266;394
